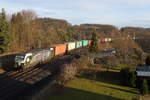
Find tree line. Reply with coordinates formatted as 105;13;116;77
0;9;146;57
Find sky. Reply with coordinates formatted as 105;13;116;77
1;0;150;28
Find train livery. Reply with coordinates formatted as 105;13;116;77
15;49;53;69
14;38;112;69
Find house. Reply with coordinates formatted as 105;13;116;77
136;66;150;77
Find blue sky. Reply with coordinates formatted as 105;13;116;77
1;0;150;27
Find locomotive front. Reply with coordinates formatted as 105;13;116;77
15;53;32;69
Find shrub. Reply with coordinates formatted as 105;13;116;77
116;64;128;69
57;63;77;85
120;67;131;85
141;79;149;95
130;71;136;87
120;67;136;87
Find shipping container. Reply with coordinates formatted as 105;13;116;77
104;38;108;42
108;38;112;42
76;41;83;48
52;44;67;56
67;42;76;51
101;38;105;43
99;39;101;43
88;40;92;46
82;40;88;46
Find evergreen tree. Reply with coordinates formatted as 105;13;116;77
120;67;136;87
1;8;6;19
0;8;11;53
89;29;99;53
120;67;130;86
129;71;136;87
141;79;149;95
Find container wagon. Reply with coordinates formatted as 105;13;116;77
101;38;105;43
104;38;108;42
108;38;112;42
76;41;83;48
52;44;67;56
82;40;89;47
88;40;92;46
66;42;76;51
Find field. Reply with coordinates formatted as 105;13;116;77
47;77;139;100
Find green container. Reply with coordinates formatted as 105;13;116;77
82;40;88;46
76;41;83;48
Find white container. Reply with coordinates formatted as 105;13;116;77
67;42;76;51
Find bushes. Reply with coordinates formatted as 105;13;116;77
120;67;136;87
130;71;136;87
56;63;77;85
141;79;149;95
54;54;92;86
120;67;131;86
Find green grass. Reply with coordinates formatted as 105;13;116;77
47;77;139;100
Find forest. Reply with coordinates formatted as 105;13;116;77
0;9;150;56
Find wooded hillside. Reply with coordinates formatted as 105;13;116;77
0;9;148;57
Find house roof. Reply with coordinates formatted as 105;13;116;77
136;66;150;71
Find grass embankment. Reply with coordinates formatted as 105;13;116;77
47;76;139;100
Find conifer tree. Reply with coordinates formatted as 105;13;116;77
130;71;136;87
0;8;11;53
89;29;99;53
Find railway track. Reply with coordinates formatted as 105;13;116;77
0;55;76;100
0;65;52;100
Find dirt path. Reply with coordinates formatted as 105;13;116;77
142;95;150;100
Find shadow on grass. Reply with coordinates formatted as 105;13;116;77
96;83;139;94
77;72;139;95
77;71;121;86
48;86;123;100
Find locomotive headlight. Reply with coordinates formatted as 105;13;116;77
18;62;21;66
26;58;30;62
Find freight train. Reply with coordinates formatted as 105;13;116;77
14;38;112;69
